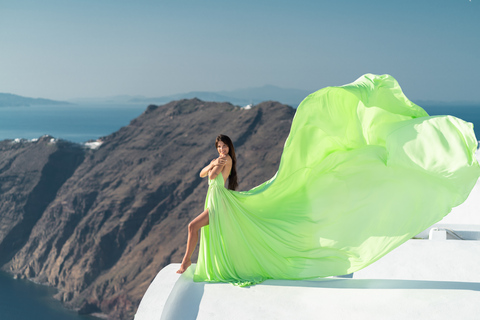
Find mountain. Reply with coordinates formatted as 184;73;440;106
0;99;295;319
130;92;238;105
218;85;313;106
69;95;147;105
129;85;313;107
0;93;72;107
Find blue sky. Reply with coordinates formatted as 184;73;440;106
1;0;479;102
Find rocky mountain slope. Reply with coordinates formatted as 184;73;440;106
0;99;295;319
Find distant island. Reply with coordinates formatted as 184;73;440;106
70;85;314;108
0;93;72;107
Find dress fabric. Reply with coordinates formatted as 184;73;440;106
193;74;480;286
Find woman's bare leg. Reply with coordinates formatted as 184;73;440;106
176;209;209;274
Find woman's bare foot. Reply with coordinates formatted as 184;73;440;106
176;259;192;274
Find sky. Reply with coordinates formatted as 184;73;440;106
0;0;479;102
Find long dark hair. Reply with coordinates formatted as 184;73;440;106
216;134;238;191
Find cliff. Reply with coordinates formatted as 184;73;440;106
0;136;85;266
0;99;295;319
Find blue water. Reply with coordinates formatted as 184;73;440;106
0;272;97;320
0;103;148;143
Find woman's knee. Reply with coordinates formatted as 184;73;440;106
188;210;209;233
188;220;199;233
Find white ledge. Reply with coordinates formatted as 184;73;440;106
136;239;480;320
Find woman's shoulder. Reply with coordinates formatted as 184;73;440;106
226;154;232;161
224;155;233;171
222;154;232;163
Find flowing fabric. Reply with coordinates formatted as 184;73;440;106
194;74;480;286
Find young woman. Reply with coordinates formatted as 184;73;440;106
176;74;479;286
176;134;237;274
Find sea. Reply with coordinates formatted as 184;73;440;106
0;102;479;319
0;103;148;143
0;272;97;319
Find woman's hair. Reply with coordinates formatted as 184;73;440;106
216;134;238;190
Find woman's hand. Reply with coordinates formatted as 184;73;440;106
211;154;227;167
201;155;228;178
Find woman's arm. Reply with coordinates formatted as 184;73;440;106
209;155;231;181
200;156;227;178
200;161;214;178
208;158;225;180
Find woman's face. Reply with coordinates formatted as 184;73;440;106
217;140;229;156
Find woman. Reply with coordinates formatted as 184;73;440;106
177;134;237;274
178;74;480;286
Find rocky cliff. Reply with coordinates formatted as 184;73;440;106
0;99;295;319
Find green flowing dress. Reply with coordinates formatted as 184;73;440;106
194;74;480;286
